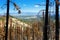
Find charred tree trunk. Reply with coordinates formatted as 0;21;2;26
5;0;9;40
55;0;59;40
43;0;49;40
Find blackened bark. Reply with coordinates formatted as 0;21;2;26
55;0;59;40
43;0;49;40
5;0;9;40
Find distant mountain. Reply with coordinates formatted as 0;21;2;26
0;12;59;20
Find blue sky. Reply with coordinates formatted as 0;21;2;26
10;0;46;12
0;0;56;16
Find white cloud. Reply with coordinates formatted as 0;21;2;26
34;5;40;8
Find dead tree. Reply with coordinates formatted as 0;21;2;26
43;0;49;40
55;0;59;40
